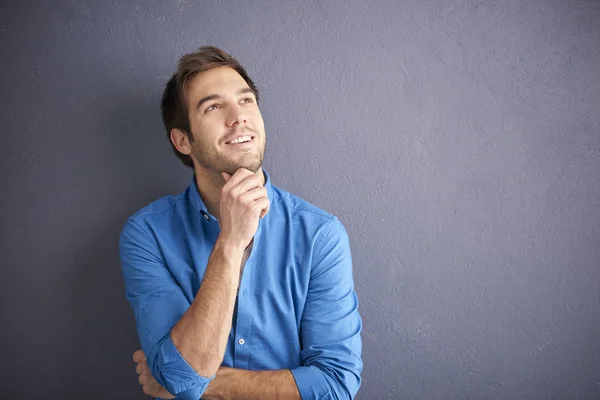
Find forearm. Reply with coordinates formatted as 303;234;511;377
203;367;301;400
171;237;243;377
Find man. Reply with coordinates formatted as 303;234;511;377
119;46;362;400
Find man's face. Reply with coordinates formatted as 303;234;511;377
184;66;266;176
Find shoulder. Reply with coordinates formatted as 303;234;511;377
271;184;336;220
121;186;190;237
269;184;348;240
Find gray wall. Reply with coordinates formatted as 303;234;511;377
2;1;599;399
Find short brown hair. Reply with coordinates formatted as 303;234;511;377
161;46;260;168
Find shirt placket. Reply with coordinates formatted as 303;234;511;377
232;219;266;369
233;250;255;369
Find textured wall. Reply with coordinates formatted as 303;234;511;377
2;1;599;399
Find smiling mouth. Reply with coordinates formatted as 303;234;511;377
225;135;255;144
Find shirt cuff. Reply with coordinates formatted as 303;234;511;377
290;365;330;400
155;334;215;399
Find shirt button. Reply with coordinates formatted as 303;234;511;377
203;213;210;220
238;338;245;345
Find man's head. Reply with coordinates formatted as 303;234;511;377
161;46;266;176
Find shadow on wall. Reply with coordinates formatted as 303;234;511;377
107;91;188;203
56;94;184;398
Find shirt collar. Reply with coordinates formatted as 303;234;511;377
188;169;274;217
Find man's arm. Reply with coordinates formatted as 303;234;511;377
202;367;299;400
134;359;301;400
289;218;363;400
204;367;300;400
172;169;269;377
170;238;242;377
120;169;269;399
121;219;216;400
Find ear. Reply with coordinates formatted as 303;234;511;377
170;128;192;156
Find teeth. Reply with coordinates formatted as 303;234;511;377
229;136;252;144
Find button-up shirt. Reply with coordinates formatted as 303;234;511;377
119;171;362;399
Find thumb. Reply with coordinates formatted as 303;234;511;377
221;171;232;183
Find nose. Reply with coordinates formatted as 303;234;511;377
226;103;247;127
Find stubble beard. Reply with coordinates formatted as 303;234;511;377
190;135;266;177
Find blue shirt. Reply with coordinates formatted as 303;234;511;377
119;171;362;399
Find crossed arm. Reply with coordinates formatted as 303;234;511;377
134;352;299;400
120;215;362;400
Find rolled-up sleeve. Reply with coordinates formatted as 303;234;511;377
290;219;363;400
119;219;214;399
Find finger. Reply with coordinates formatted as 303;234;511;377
133;350;146;363
138;375;144;385
226;169;257;193
238;186;268;204
221;171;232;182
136;361;148;374
252;197;271;217
233;174;265;197
222;168;254;190
259;204;270;218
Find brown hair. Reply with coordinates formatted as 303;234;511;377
161;46;260;168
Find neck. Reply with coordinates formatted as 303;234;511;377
194;167;265;221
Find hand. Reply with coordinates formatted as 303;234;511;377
219;168;270;251
133;349;175;399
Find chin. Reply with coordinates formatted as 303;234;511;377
231;156;263;174
218;163;260;176
239;163;262;174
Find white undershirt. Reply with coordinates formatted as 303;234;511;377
237;240;253;293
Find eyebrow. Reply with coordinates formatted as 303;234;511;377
195;88;257;111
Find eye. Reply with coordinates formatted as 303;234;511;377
205;104;221;113
240;97;254;104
